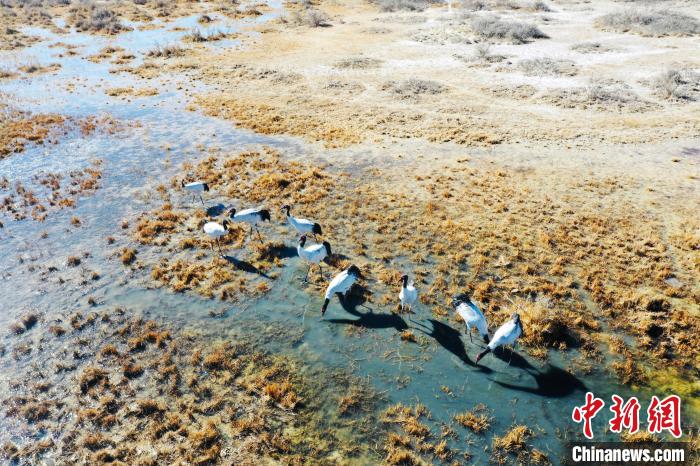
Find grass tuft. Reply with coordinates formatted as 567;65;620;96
470;15;548;43
596;9;700;37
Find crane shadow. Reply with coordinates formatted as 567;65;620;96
337;285;372;313
327;289;408;332
206;203;227;217
264;244;298;260
489;349;587;398
327;310;409;332
411;318;492;374
222;255;271;278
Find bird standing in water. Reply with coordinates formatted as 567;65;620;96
182;180;209;205
452;293;489;343
321;265;360;315
203;219;230;256
399;274;418;313
476;313;523;364
297;235;332;282
228;207;271;245
281;204;322;240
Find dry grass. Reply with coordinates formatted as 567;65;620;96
596;8;700;37
105;86;158;97
376;0;429;12
518;57;577;76
0;108;66;159
67;5;130;35
381;403;455;463
492;425;532;452
120;248;137;265
194;95;362;148
146;44;186;58
570;41;618;54
541;80;658;112
183;28;230;43
653;68;700;101
334;57;383;69
454;404;492;433
469;15;549;43
0;109;109;222
1;308;377;463
382;79;448;99
283;7;330;27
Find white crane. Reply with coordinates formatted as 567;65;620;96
399;274;418;313
282;204;322;240
228;207;271;244
321;265;360;315
182;180;209;205
452;293;489;343
203;219;230;256
476;313;523;364
297;235;332;281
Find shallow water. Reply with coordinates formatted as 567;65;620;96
0;5;693;464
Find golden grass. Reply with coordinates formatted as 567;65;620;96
454;404;492;434
492;425;532;453
194;95;362;148
1;159;103;222
0;109;65;158
1;308;379;463
120;247;137;265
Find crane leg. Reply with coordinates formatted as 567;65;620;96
199;195;205;206
469;329;473;343
318;262;324;279
304;265;310;283
256;226;263;245
217;238;223;256
508;347;513;366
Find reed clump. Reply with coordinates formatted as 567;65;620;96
454;404;492;433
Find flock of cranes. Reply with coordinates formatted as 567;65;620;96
190;180;523;365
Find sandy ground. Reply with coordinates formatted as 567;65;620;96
184;0;700;149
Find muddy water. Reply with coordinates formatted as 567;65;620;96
0;6;683;465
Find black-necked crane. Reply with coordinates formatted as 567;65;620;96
281;204;322;240
203;219;230;256
182;180;209;205
399;274;418;313
476;313;523;364
297;235;331;282
452;293;489;343
321;265;360;315
228;207;271;245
